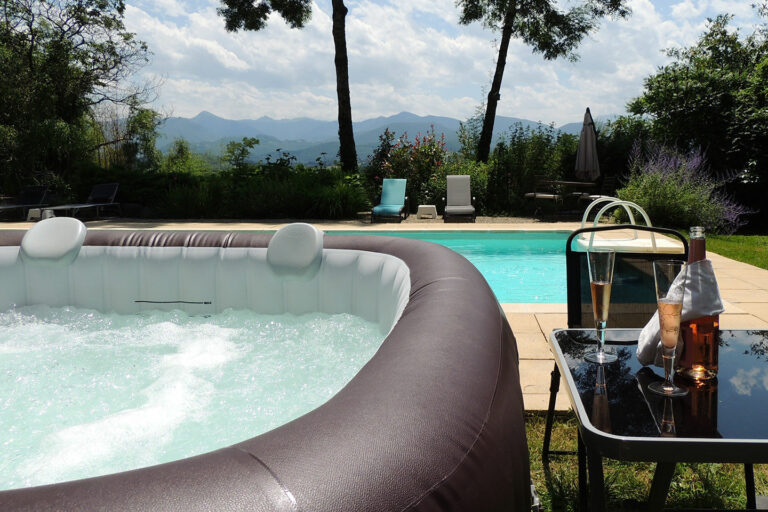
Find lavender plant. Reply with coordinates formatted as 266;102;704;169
616;142;751;234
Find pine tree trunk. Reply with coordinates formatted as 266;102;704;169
477;7;516;163
332;0;358;172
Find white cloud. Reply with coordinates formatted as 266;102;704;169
151;0;189;18
671;1;706;20
710;0;757;19
729;367;768;396
124;0;763;126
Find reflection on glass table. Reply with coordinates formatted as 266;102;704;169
549;328;768;512
554;328;768;440
590;363;611;433
637;367;719;439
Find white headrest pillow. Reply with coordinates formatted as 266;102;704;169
267;223;324;279
21;217;87;265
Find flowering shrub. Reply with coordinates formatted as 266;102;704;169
616;142;751;233
364;127;447;212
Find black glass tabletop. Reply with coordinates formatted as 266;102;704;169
552;329;768;441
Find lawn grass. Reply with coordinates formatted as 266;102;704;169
707;235;768;270
526;411;768;510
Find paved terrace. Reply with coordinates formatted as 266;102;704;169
4;218;766;411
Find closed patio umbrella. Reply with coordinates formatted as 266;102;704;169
575;107;600;182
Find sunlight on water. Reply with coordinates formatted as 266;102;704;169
0;306;384;491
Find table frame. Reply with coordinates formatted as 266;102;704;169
539;180;596;189
548;328;766;511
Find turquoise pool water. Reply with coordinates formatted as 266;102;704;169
336;231;569;303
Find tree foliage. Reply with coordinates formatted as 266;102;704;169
223;137;260;173
628;7;768;184
0;0;152;187
457;0;630;162
217;0;311;31
91;103;162;170
596;114;651;179
459;0;629;58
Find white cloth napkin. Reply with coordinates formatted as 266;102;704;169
637;259;724;366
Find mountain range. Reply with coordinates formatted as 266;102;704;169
156;111;607;165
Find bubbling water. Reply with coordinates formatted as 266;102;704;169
0;306;384;491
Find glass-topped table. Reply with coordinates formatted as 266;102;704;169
549;328;768;511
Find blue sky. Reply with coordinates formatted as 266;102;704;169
124;0;762;125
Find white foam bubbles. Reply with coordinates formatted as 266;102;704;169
17;371;214;487
0;306;383;491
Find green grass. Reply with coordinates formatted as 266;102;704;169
707;235;768;270
526;411;768;510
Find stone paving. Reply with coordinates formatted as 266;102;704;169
4;217;765;411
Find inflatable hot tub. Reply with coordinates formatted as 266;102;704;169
0;219;530;511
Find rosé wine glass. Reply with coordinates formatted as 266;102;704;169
649;260;688;397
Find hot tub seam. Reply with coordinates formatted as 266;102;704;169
235;448;300;512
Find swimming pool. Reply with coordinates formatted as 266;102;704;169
337;231;569;303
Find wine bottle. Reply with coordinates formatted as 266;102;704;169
678;226;719;381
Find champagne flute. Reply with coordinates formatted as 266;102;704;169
585;249;617;363
649;260;688;397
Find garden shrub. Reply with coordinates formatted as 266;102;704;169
616;142;751;233
69;161;173;215
486;124;578;214
154;163;369;220
162;175;219;218
68;140;369;220
361;129;395;197
597;115;651;179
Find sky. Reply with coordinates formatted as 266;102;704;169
123;0;763;126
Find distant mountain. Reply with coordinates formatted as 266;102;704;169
156;111;611;164
558;115;621;136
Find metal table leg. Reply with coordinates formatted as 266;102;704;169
578;432;588;512
648;462;675;512
745;463;756;509
542;364;561;465
586;447;605;512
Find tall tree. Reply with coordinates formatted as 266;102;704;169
458;0;630;162
218;0;358;172
0;0;152;184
